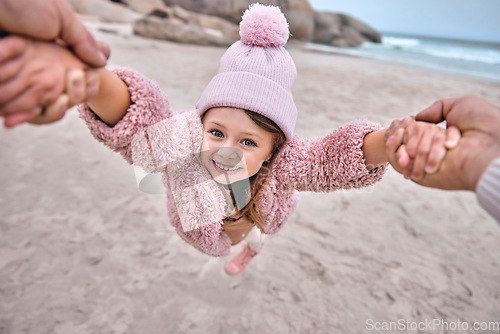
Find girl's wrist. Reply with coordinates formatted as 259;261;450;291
363;129;388;168
86;69;131;126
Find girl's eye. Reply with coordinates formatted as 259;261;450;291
242;139;256;147
210;130;223;138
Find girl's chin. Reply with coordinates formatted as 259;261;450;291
212;172;247;185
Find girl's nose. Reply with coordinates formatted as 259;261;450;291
214;146;243;164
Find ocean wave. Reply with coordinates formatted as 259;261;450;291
382;36;421;47
423;48;500;65
364;35;500;65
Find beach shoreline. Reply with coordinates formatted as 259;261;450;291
301;36;500;85
1;21;500;334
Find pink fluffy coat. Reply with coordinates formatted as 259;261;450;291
78;67;387;257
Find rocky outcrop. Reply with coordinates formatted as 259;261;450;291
313;11;381;47
133;6;239;47
162;0;315;41
70;0;382;48
69;0;141;23
112;0;167;14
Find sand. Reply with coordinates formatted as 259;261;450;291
1;19;499;334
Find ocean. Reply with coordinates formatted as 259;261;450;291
305;34;500;83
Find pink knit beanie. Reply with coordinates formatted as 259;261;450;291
196;3;297;141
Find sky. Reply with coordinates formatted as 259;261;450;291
308;0;500;43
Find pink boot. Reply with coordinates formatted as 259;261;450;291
225;241;262;275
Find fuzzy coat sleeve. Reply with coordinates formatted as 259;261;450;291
77;66;173;166
273;120;387;192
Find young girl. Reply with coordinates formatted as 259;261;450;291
2;4;458;275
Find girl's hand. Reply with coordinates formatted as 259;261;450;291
385;116;461;180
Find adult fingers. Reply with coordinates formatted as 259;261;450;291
3;107;41;128
0;81;60;115
385;127;410;171
401;115;416;127
0;81;35;113
384;116;414;148
29;94;69;125
0;35;26;64
402;124;421;159
0;0;60;39
65;69;100;106
415;100;446;123
58;2;107;67
0;37;28;87
398;145;413;179
415;98;464;124
445;126;461;149
0;1;104;66
396;145;410;170
384;119;402;142
96;40;111;60
0;54;25;83
424;131;447;174
66;69;86;106
0;63;65;114
409;128;436;180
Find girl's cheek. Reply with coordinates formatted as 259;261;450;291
201;137;211;153
199;138;212;169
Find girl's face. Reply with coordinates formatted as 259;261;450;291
201;107;275;185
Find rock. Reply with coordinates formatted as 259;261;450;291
133;6;239;47
113;0;167;14
162;0;315;41
333;26;365;47
72;0;381;48
312;11;342;45
312;11;381;47
339;13;382;43
172;5;239;42
70;0;141;23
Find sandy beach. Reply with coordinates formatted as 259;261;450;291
1;19;500;334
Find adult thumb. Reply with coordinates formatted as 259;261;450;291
58;4;107;67
415;100;446;124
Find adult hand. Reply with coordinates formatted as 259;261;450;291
4;69;101;127
387;96;500;191
385;116;461;181
0;0;107;67
0;36;107;127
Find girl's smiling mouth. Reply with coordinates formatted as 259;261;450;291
213;160;242;174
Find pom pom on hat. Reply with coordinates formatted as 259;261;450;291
239;3;290;47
